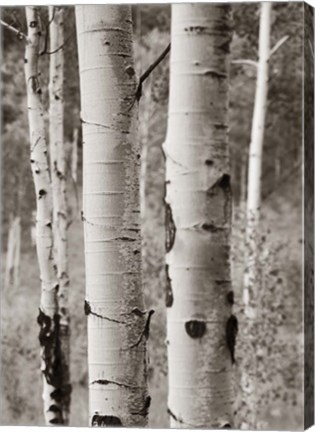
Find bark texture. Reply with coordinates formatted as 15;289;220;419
49;6;71;423
164;4;234;428
241;4;271;429
76;5;149;426
24;6;64;425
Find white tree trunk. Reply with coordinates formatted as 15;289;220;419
48;6;71;423
241;3;271;429
164;4;234;428
24;6;64;425
76;5;149;426
71;127;78;184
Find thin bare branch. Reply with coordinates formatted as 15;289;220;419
231;59;258;68
269;35;289;58
0;19;28;41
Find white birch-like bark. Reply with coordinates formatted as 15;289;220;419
76;5;149;426
241;3;271;429
71;127;78;183
164;4;234;428
24;6;64;425
48;6;71;423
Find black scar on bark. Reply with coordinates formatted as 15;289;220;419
30;21;38;28
185;320;206;338
167;408;184;423
207;174;230;197
125;65;135;77
205;159;214;166
184;26;207;33
38;189;46;199
222;423;232;429
165;264;173;307
226;314;238;364
165;203;176;253
37;309;66;423
131;395;151;416
226;290;234;305
91;414;123;427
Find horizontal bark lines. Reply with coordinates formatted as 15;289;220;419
76;5;149;426
165;4;234;428
24;6;64;425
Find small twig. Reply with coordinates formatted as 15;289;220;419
128;42;171;111
39;6;56;56
231;59;258;68
269;35;289;58
42;29;76;56
0;19;28;41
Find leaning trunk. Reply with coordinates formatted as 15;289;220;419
76;5;149;426
164;4;234;428
241;3;271;429
48;5;71;423
24;6;64;425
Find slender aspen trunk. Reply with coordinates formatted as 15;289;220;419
24;6;64;425
49;6;71;423
241;3;271;429
240;153;247;213
140;85;152;220
76;6;150;426
164;4;234;428
5;214;15;289
71;127;78;183
13;216;21;289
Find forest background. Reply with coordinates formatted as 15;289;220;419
1;3;304;429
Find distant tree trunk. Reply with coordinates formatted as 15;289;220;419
25;6;64;425
164;4;234;428
241;3;271;429
140;85;152;220
71;127;78;183
13;216;21;287
5;214;16;289
76;5;150;426
240;153;247;212
48;5;71;424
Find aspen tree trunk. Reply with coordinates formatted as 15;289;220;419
76;5;150;426
240;153;247;213
164;4;234;428
48;6;71;423
25;6;65;425
71;127;78;183
241;3;271;429
5;214;15;289
140;85;152;220
13;216;21;289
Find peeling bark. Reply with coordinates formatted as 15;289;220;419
76;5;149;426
164;4;234;428
24;7;65;425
